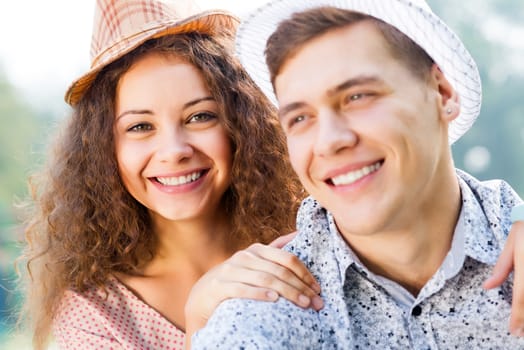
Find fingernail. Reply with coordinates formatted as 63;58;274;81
512;327;524;337
266;291;279;301
298;294;311;307
312;296;324;310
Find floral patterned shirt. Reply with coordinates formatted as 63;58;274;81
192;170;524;349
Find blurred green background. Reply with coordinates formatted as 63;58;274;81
1;0;523;348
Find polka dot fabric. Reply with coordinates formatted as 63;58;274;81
54;277;185;349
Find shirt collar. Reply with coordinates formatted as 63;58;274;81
326;212;358;283
324;170;507;286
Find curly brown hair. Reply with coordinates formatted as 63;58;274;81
20;32;303;349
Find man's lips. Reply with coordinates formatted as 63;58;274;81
327;161;383;186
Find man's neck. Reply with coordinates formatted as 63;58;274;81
341;173;462;296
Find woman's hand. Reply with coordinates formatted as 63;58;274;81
483;221;524;336
184;232;322;344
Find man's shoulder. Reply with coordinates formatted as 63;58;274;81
457;169;522;227
457;169;522;261
457;169;522;208
191;297;321;349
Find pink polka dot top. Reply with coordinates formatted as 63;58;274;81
53;277;185;349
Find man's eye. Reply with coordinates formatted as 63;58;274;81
289;115;307;127
341;92;375;108
345;93;364;104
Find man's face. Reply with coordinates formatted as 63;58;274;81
275;21;453;236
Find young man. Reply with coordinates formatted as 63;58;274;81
192;1;524;348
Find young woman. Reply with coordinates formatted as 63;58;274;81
20;1;322;349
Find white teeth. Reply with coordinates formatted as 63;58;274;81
156;171;202;186
331;162;382;186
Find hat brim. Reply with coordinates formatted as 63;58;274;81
65;10;239;106
235;0;481;144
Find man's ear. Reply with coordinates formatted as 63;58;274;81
430;64;460;122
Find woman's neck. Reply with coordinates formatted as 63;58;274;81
114;212;236;330
146;212;235;275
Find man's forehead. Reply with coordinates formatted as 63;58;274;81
274;25;395;103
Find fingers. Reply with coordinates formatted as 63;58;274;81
216;244;322;310
235;262;322;310
218;264;322;310
209;278;280;303
245;243;320;294
509;221;524;336
269;231;298;248
483;223;516;290
485;220;524;336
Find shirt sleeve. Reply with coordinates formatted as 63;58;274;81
191;297;322;349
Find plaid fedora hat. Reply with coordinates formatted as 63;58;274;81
65;0;239;105
235;0;482;144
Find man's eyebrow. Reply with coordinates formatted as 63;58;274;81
278;102;308;119
327;76;382;97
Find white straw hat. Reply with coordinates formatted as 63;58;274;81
235;0;482;144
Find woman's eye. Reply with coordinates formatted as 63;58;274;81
188;112;217;123
127;123;153;132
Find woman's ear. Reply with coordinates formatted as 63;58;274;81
430;64;460;122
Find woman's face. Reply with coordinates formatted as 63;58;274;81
113;52;232;224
